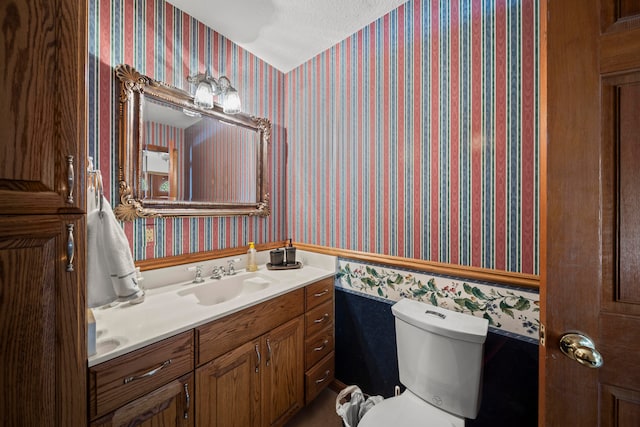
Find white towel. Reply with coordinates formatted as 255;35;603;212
87;194;145;308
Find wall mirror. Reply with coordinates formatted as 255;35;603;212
114;64;271;220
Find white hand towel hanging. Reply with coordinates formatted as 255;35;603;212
87;194;144;308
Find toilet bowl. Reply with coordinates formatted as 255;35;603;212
359;390;465;427
358;298;488;427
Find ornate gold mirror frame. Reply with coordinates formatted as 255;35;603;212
114;64;271;220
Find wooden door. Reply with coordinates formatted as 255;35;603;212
261;316;304;427
0;0;86;215
544;0;640;425
196;338;262;427
0;216;86;426
91;373;193;427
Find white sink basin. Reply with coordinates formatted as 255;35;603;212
177;272;274;306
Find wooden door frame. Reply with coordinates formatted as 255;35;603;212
538;0;547;424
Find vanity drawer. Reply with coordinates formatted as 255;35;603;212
305;299;333;338
88;331;194;420
305;329;334;370
196;288;304;365
305;352;335;404
305;277;334;310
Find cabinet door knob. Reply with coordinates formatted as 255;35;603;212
266;338;272;366
183;382;190;419
66;155;74;204
66;224;75;272
254;344;261;373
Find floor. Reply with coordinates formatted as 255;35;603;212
286;388;344;427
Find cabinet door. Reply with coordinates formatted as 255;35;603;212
196;339;261;427
0;215;86;426
262;316;304;427
0;0;86;214
91;373;193;427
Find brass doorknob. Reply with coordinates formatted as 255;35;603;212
559;333;603;368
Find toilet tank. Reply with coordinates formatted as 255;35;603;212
391;298;489;419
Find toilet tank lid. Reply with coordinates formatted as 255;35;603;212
391;298;489;343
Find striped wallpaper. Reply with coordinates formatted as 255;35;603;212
185;119;258;203
88;0;287;260
285;0;540;274
89;0;540;275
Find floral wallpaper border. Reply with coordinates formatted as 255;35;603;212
336;258;540;344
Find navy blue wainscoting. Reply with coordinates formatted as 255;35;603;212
334;288;538;427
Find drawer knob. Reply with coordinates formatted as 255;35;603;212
314;313;329;324
313;340;329;352
315;370;331;384
313;289;329;297
123;359;172;384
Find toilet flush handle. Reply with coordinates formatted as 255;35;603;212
424;309;446;319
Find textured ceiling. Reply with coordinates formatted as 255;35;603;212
166;0;408;73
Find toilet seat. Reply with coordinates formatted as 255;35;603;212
358;390;465;427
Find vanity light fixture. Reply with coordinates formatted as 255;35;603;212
187;69;241;114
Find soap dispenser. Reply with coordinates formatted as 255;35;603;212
247;242;258;272
285;238;296;265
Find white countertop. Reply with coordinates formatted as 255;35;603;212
89;250;336;367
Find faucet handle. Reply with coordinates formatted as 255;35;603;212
227;258;241;275
187;265;204;283
210;265;223;279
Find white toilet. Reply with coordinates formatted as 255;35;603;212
359;298;489;427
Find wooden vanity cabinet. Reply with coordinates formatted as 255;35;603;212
303;277;336;404
87;277;334;426
0;216;86;426
0;0;87;425
196;316;304;427
89;331;194;424
261;316;305;426
195;290;305;427
196;338;261;427
90;373;194;427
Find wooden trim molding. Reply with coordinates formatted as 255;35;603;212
136;240;539;289
135;240;288;271
295;242;540;289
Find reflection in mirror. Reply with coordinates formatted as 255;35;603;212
113;64;271;220
142;97;258;204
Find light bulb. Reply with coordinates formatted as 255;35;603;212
193;81;214;109
222;87;241;114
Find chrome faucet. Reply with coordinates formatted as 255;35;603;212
226;258;240;276
210;258;242;279
210;265;224;280
187;265;205;283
